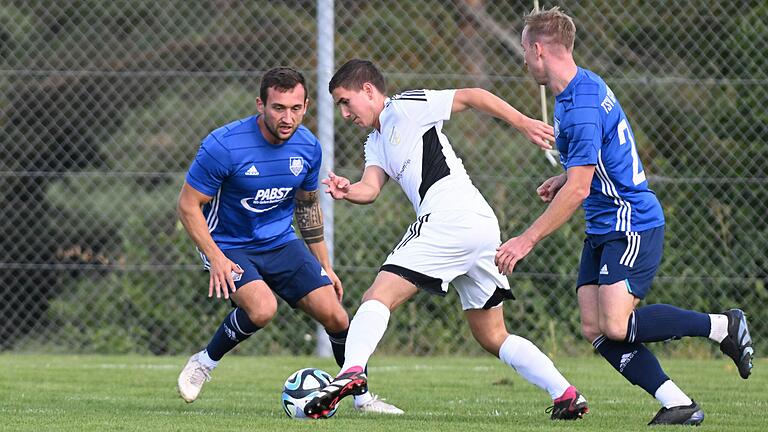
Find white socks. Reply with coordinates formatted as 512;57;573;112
354;391;373;406
655;380;693;408
498;335;571;400
708;314;728;343
340;300;391;373
198;349;218;369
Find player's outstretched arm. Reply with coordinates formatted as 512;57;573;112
295;189;343;300
177;182;243;299
321;166;388;205
495;166;593;275
451;88;554;150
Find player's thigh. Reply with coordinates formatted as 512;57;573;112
381;212;484;299
260;240;333;308
577;284;600;342
598;227;664;300
460;241;514;310
231;279;278;327
464;306;508;355
597;281;640;340
295;284;349;333
362;270;419;311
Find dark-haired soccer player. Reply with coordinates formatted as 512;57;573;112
176;67;402;414
495;7;754;426
304;59;589;421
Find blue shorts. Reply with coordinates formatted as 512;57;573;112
576;226;664;299
203;240;332;308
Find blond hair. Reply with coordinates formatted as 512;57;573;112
523;6;576;52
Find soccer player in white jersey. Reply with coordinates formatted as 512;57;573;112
496;8;753;426
303;59;589;421
175;67;402;414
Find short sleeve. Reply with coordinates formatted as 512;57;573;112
419;89;455;125
363;133;383;169
563;107;601;169
300;139;322;191
185;134;232;196
390;89;455;126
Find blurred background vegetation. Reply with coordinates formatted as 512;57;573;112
1;0;765;359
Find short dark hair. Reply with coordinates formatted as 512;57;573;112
328;59;386;94
260;67;307;103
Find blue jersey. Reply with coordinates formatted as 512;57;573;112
554;67;664;234
185;115;322;251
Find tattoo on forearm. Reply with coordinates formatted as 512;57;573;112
295;191;324;243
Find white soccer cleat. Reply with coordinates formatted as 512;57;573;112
177;352;212;403
354;394;404;415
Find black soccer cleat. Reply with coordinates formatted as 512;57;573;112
648;401;704;426
546;385;589;420
304;369;368;419
719;308;754;379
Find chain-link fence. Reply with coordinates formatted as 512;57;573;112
1;1;766;358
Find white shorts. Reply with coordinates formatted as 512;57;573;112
380;210;513;310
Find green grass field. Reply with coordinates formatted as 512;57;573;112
0;354;764;431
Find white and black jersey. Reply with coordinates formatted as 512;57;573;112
365;89;513;310
364;89;494;217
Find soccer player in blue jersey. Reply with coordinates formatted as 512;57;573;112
175;67;402;414
495;7;754;426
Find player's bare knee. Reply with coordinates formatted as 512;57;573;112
581;324;601;343
599;319;627;341
472;330;507;356
320;310;349;334
242;300;277;328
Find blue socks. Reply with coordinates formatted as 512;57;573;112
594;336;669;396
205;308;261;360
627;304;710;343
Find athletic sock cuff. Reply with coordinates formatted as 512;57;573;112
357;300;391;319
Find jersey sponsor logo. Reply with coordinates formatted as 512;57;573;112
554;117;560;139
601;86;617;114
240;187;293;213
600;264;609;275
320;268;328;277
245;165;259;176
289;157;304;176
394;158;412;182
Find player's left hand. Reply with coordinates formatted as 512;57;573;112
520;118;554;150
321;171;351;200
326;267;344;301
495;235;536;275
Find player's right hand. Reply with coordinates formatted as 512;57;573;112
207;253;243;300
321;171;351;200
536;174;567;202
520;117;555;150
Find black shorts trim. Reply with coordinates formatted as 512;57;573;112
380;264;444;296
481;287;515;309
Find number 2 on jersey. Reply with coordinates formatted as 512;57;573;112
617;118;646;185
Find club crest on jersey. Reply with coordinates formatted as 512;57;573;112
388;126;401;145
289;157;304;176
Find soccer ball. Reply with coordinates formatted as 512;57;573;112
281;367;337;419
